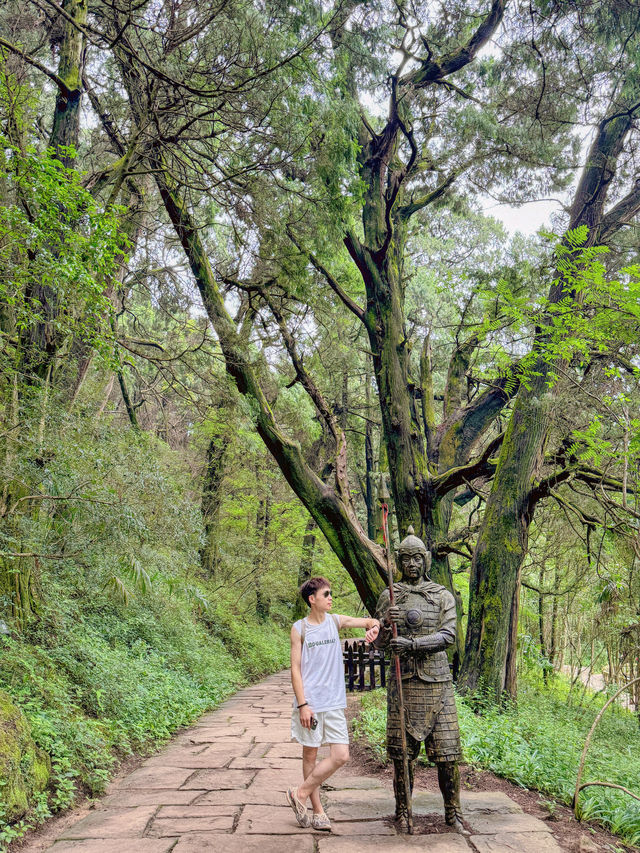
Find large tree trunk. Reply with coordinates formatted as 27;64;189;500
460;92;640;701
22;0;87;385
200;430;229;577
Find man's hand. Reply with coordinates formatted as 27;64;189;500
299;704;315;728
390;636;414;655
365;623;380;643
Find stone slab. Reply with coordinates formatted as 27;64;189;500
118;767;195;790
101;790;206;808
148;815;235;836
194;788;290;807
327;820;396;836
318;835;470;853
181;727;253;746
157;805;239;817
235;805;319;834
229;757;301;772
323;790;396;821
470;832;562;852
465;811;551;835
59;807;157;840
264;743;320;760
181;769;256;789
245;769;294;793
323;775;386;791
49;841;175;853
144;747;235;769
461;792;524;814
172;834;315;852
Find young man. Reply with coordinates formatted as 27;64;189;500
286;576;380;831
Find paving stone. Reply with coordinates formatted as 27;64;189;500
253;730;292;743
229;757;301;772
185;731;252;745
235;804;319;834
194;787;290;807
144;747;235;769
323;775;387;791
245;769;293;793
148;815;235;836
157;805;239;817
59;807;157;839
118;766;195;790
465;811;551;835
318;835;470;852
186;727;248;739
101;790;205;808
327;820;396;836
470;831;562;852
460;792;524;814
49;840;175;853
323;789;396;821
181;768;256;789
172;833;315;852
264;743;317;760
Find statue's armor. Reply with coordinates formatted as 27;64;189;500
374;526;463;830
375;580;461;761
376;582;454;682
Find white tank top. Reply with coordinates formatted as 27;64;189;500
293;614;346;713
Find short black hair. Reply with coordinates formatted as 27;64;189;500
300;576;330;606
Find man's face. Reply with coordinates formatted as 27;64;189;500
310;585;333;610
400;550;424;584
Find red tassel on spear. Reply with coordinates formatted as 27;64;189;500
380;481;413;834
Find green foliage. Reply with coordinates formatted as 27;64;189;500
355;675;640;845
0;141;126;374
0;405;290;845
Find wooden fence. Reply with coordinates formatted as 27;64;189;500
343;639;386;692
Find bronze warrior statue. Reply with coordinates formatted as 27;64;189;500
374;527;463;831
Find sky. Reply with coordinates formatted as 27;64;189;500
483;198;565;237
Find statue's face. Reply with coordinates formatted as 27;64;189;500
399;549;425;584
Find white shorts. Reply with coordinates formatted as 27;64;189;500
291;707;349;746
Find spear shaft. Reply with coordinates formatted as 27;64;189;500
381;502;413;834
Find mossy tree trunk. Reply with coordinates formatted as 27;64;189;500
460;91;640;701
200;430;229;577
22;0;87;385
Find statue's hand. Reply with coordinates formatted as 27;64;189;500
386;605;401;624
390;636;413;655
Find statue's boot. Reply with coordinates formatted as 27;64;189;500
437;761;466;834
392;759;414;822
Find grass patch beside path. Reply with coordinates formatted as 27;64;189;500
353;675;640;846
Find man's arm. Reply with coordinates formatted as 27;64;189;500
339;614;381;633
290;625;314;728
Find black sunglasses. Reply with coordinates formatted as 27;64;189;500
321;589;332;598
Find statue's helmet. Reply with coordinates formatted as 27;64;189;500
397;525;427;557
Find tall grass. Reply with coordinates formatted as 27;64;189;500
354;675;640;846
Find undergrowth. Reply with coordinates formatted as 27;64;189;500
354;675;640;846
0;412;291;850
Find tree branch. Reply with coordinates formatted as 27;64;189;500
287;228;365;322
431;431;504;496
405;0;506;88
0;35;68;93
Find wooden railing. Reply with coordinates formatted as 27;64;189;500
343;639;386;692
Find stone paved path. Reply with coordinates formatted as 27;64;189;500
44;671;563;853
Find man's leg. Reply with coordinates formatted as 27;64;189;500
295;743;349;806
302;746;323;814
